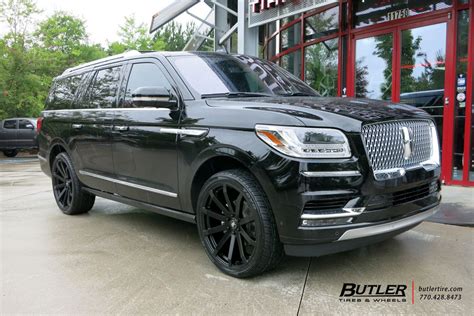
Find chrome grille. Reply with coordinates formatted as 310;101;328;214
361;120;433;179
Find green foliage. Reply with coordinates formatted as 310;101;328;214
153;21;195;51
0;1;196;120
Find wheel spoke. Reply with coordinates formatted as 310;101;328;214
53;173;65;182
202;208;227;221
58;187;67;200
67;188;73;206
204;224;228;236
212;231;231;256
58;162;67;178
236;232;248;263
227;234;236;264
222;185;234;214
210;191;231;216
234;193;243;217
54;183;66;190
240;227;256;246
240;215;256;226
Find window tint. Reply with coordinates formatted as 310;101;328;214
48;75;83;110
171;54;317;97
3;120;16;129
19;119;35;129
124;63;171;107
88;66;122;108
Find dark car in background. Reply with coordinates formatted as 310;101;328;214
0;118;38;157
38;52;441;278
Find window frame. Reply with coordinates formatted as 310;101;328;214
84;63;125;109
3;120;17;129
18;119;35;130
123;61;173;107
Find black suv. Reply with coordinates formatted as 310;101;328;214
0;118;38;157
38;52;441;278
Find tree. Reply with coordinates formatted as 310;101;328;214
108;15;165;54
35;12;87;54
33;12;106;77
0;0;43;119
153;21;195;51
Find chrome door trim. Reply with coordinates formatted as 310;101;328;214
42;108;170;113
337;205;439;241
79;170;178;198
159;128;208;136
301;171;362;177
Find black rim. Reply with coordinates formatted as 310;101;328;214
200;184;258;267
52;158;73;209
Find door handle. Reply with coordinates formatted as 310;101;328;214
113;125;129;132
72;124;83;129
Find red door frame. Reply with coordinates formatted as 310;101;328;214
347;4;474;186
444;1;474;186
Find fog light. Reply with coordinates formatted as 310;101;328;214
301;217;353;227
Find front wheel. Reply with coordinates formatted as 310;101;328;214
52;152;95;215
196;169;283;278
3;150;18;157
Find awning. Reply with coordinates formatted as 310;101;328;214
149;0;200;33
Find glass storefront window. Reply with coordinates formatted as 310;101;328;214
281;22;301;51
355;34;393;100
281;51;301;78
353;0;453;28
267;37;277;60
305;6;339;41
304;38;339;96
399;23;447;160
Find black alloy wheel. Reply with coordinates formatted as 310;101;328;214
52;152;95;215
196;169;283;278
52;157;74;209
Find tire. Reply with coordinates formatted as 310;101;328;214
3;150;18;157
196;169;284;278
51;152;95;215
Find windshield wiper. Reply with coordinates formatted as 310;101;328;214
201;92;274;99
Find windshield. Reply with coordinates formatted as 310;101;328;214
169;54;319;98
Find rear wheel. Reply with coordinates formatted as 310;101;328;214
52;152;95;215
196;169;283;278
3;150;18;157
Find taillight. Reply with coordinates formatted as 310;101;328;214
37;117;43;134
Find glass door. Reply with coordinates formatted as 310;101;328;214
398;22;447;165
354;32;394;101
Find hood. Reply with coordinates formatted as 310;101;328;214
206;96;431;124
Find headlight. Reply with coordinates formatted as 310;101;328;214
255;125;351;158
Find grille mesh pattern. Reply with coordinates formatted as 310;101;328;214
361;120;433;172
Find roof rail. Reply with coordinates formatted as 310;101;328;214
62;50;142;75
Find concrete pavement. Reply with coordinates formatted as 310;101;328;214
1;157;473;315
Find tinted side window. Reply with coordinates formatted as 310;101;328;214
88;67;122;108
3;120;17;129
19;119;35;129
125;63;171;107
48;75;83;110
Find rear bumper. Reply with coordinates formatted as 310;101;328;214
284;204;439;257
38;153;51;177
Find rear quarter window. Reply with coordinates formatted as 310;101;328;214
47;75;83;110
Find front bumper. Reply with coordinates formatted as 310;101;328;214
284;204;439;257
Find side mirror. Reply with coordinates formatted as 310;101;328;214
132;86;177;109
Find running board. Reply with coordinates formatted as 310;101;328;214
84;188;196;224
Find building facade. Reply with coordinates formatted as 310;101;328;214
152;0;474;186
